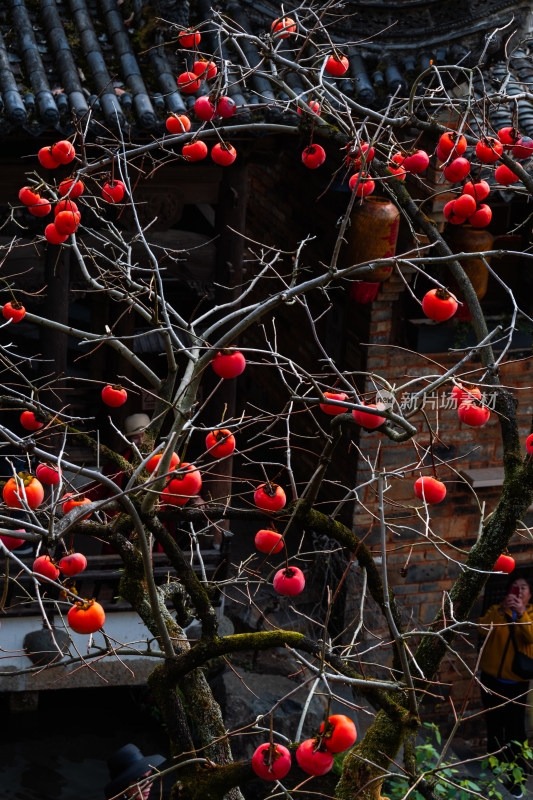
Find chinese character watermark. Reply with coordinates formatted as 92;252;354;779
376;390;497;412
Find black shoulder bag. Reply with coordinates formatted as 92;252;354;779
508;623;533;680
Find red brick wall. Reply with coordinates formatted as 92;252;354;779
352;266;533;743
244;142;532;743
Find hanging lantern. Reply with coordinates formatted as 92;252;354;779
350;281;380;304
341;196;400;303
444;226;494;302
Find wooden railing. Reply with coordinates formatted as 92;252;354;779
3;535;230;618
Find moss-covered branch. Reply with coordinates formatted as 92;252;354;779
336;708;415;800
145;513;220;639
107;528;194;753
296;502;405;638
170;761;253;800
107;527;243;792
167;629;309;678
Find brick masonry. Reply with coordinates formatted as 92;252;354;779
353;269;533;744
243;140;533;745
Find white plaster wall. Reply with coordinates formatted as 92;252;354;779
0;611;163;691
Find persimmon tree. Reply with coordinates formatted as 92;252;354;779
2;4;533;800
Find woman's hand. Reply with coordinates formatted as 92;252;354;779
503;593;528;617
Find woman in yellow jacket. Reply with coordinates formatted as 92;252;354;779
479;576;533;798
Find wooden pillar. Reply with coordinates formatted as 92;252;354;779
41;245;70;379
215;157;249;302
40;245;70;442
206;158;249;541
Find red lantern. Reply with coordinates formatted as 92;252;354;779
350;281;380;304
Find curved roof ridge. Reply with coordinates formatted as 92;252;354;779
0;28;27;124
67;0;125;128
100;0;157;128
40;0;89;122
10;0;59;127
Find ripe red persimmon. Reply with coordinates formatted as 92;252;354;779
36;463;61;486
211;142;237;166
166;463;202;498
67;599;105;634
251;743;292;781
422;288;458;322
390;152;406;168
443;200;467;226
352;403;385;429
178;29;201;48
494;554;515;574
319;391;348;415
216;96;237;118
0;531;25;551
254;483;286;512
346;142;375;168
513;136;533;160
449;215;467;227
51;140;76;165
59;552;88;577
438;131;467;157
54;210;79;235
3;474;44;510
182;140;208;162
3;301;25;323
273;566;305;596
146;451;180;475
33;555;60;581
298;100;321;116
255;529;284;554
458;401;490;427
166;114;191;134
451;384;482;406
193;59;217;81
296;739;333;776
205;429;236;458
443;157;470;182
101;384;128;407
468;204;492;228
212;349;246;378
177;71;201;94
414;476;446;504
62;494;92;518
19;186;41;206
20;411;43;431
453;194;477;218
38;146;61;169
59;178;84;198
349;172;375;196
44;224;69;245
271;16;297;38
302;144;326;169
325;54;349;76
526;433;533;454
102;180;126;203
319;714;358;753
161;486;189;506
194;96;216;121
495;164;519;185
475;137;503;163
28;198;51;217
462;180;490;202
55;199;79;217
435;145;448;162
403;149;429;174
498;126;521;148
388;163;406;180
